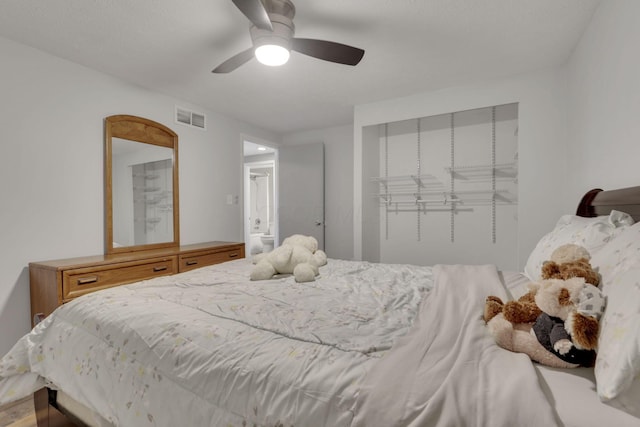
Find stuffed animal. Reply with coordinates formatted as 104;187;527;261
531;277;605;367
541;244;600;286
486;279;581;369
484;283;572;368
483;288;541;324
484;243;603;368
487;277;605;368
483;243;599;325
250;234;328;283
486;311;579;368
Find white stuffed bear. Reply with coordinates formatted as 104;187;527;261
250;234;328;282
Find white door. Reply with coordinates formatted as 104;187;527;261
278;142;325;249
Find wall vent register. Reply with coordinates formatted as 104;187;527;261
175;106;206;130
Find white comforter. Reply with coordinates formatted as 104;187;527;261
0;258;432;426
0;259;561;426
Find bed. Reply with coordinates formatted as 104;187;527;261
1;186;640;426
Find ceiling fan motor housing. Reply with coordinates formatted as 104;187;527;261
262;0;295;18
250;13;295;51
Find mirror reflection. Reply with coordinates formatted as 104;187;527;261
112;138;174;247
105;114;179;254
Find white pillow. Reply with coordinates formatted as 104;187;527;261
591;221;640;290
595;268;640;417
524;211;634;281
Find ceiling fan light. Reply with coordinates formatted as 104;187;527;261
255;44;290;66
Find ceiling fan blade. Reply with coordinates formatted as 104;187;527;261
231;0;273;31
212;47;255;73
291;38;364;66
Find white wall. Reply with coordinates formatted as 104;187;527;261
354;69;570;269
566;0;640;200
0;36;279;356
282;125;354;260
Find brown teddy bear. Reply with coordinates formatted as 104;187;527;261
483;244;599;325
540;244;600;286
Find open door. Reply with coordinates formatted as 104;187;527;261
278;142;325;249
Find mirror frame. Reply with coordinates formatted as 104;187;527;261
105;115;180;254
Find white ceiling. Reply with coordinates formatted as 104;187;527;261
0;0;600;135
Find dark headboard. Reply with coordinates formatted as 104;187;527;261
576;186;640;221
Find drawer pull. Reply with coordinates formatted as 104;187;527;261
229;252;239;258
77;276;98;285
153;266;168;272
186;260;198;266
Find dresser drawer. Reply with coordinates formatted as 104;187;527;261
62;256;177;301
179;248;242;272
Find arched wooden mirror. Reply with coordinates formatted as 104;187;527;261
105;115;180;254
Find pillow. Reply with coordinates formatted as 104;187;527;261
594;268;640;417
591;221;640;290
524;210;634;281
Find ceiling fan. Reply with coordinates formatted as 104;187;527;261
212;0;365;73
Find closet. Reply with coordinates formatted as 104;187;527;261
365;103;519;267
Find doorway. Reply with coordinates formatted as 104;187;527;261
242;139;326;255
243;140;277;256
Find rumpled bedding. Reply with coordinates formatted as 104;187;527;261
0;259;562;426
0;258;432;426
353;264;561;427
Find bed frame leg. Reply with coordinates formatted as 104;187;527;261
34;388;76;427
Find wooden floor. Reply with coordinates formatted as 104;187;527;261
0;396;36;427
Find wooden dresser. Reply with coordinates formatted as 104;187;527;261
29;241;244;326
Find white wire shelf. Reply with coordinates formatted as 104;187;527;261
371;174;443;188
444;162;517;172
445;162;518;181
374;189;516;204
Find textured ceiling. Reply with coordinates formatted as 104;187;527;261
0;0;600;135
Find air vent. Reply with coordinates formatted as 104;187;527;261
175;106;206;130
191;112;206;129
